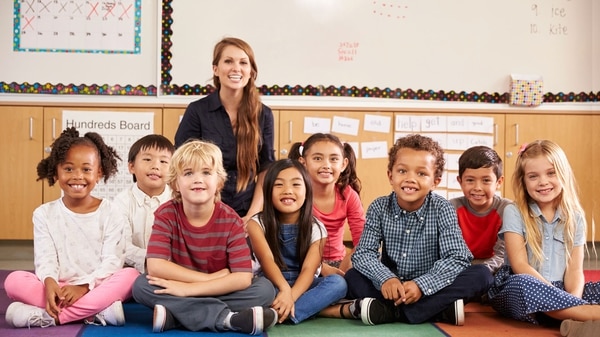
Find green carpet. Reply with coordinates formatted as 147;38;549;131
267;318;448;337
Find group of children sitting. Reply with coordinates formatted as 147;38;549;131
3;127;599;337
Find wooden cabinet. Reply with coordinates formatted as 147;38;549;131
1;105;598;242
163;108;184;144
0;107;163;239
0;106;44;239
504;113;596;241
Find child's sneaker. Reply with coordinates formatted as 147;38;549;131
360;297;398;325
440;299;464;326
153;304;181;333
229;306;278;335
85;300;125;326
5;301;56;328
560;319;600;337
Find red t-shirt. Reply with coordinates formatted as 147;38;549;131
146;200;251;273
451;196;511;259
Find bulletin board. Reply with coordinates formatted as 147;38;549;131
161;0;598;103
0;0;157;95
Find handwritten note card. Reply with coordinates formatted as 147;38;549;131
332;116;359;136
395;115;421;132
364;114;391;133
361;141;388;159
303;117;331;134
447;116;494;133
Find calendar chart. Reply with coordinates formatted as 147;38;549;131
62;110;155;199
15;0;141;53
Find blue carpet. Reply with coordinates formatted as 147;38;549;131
79;302;261;336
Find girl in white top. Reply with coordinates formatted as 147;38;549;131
4;127;139;329
247;159;347;324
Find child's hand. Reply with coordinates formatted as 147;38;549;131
397;281;422;305
147;275;188;297
271;289;295;323
380;278;405;304
43;278;63;322
59;284;89;307
320;263;345;277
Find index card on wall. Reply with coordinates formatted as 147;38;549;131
438;172;448;188
468;135;494;148
446;134;470;150
304;117;331;134
364;114;391;133
447;172;461;190
394;132;411;142
346;141;359;158
332;116;359;136
447;116;494;133
361;141;388;159
395;115;421;132
446;153;461;171
421;116;447;132
427;133;448;148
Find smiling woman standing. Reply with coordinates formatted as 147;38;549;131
174;37;275;223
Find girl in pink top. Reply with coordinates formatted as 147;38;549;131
289;133;365;276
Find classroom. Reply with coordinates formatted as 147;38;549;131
0;1;599;336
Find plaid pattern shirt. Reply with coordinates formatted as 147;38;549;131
352;192;472;296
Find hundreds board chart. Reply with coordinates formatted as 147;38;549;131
62;110;155;199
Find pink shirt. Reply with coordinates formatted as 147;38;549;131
313;187;365;261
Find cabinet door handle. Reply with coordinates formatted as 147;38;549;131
493;123;498;146
514;123;519;146
288;120;293;143
52;118;56;140
29;117;33;140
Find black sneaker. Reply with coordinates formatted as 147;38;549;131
230;306;278;335
360;298;398;325
153;304;181;333
440;299;464;326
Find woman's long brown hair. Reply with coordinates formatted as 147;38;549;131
212;37;262;192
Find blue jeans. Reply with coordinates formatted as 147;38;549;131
275;224;347;323
285;274;347;324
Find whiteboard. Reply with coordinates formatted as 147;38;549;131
165;0;594;96
0;0;598;101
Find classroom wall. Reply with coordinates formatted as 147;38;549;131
1;0;598;105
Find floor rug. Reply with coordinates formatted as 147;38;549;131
80;302;253;337
435;303;561;337
267;317;447;337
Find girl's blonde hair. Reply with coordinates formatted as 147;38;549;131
167;140;228;203
512;140;585;267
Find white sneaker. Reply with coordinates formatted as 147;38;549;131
441;299;465;326
85;300;125;326
5;301;56;328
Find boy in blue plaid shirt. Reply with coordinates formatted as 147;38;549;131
337;134;493;326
